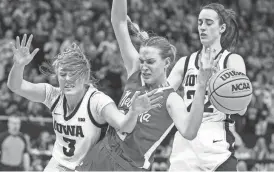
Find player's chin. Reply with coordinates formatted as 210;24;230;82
63;88;77;95
200;39;210;46
143;77;153;85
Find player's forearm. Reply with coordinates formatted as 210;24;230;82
186;83;207;139
111;0;127;24
7;63;25;92
119;108;139;133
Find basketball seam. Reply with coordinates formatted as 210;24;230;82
216;92;253;98
214;78;251;97
209;68;231;98
211;78;250;98
210;92;244;111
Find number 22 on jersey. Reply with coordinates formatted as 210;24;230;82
186;90;214;113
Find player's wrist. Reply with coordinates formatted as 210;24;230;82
128;106;141;116
13;61;26;67
196;81;207;88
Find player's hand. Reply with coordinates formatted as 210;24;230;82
198;47;221;86
10;34;39;66
130;89;163;114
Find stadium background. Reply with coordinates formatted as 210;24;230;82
0;0;273;171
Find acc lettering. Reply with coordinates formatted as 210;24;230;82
139;112;151;123
232;82;251;92
185;74;198;87
53;120;84;137
119;90;133;108
220;71;245;81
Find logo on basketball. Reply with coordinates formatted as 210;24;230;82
208;68;253;114
220;70;245;81
232;82;251;93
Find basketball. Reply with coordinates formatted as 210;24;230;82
208;68;253;114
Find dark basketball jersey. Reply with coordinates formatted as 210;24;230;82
108;70;175;169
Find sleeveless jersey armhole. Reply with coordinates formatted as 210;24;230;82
182;55;191;80
87;91;109;143
223;52;233;69
50;96;61;112
87;91;108;128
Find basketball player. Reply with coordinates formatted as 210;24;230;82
168;3;247;171
7;34;161;171
76;0;219;171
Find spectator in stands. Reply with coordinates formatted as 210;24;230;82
237;160;248;171
0;0;273;171
0;115;30;171
253;137;269;160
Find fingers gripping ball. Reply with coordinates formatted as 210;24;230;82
208;69;253;114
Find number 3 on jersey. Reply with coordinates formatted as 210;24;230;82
63;137;76;157
186;90;214;113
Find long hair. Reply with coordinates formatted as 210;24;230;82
202;3;239;51
127;16;177;66
39;43;97;86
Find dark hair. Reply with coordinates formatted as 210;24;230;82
202;3;239;51
127;17;177;65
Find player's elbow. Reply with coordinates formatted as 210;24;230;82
7;81;18;92
183;132;197;140
118;125;133;134
179;128;198;140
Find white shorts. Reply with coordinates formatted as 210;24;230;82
169;121;234;171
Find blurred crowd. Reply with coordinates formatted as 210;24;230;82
0;0;273;171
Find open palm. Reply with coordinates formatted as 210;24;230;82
11;34;39;66
131;89;163;114
198;48;221;86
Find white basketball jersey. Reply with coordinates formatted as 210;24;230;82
182;49;232;122
42;84;113;170
169;49;235;171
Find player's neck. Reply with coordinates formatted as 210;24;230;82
202;42;222;54
145;77;169;91
65;89;87;112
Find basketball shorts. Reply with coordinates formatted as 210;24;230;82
170;121;236;171
76;136;144;171
44;157;73;172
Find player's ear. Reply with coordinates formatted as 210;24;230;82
164;57;171;69
220;24;226;34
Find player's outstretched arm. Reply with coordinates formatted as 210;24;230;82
167;56;187;91
111;0;140;78
7;34;46;103
167;48;220;140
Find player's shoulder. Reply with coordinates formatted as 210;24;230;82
44;83;61;96
175;51;199;67
228;53;243;60
225;52;246;72
176;56;188;65
88;87;114;104
89;87;109;98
